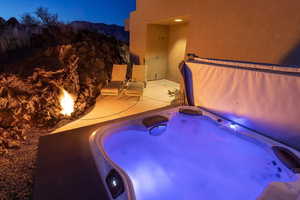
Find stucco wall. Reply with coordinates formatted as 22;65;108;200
129;11;147;63
167;24;187;82
130;0;300;66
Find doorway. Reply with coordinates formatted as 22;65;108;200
146;23;188;82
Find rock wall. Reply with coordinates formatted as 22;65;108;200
0;23;129;153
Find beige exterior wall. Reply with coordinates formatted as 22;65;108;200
167;24;187;82
129;0;300;70
124;19;130;32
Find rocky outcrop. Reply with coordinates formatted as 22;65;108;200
0;25;129;154
0;20;129;53
70;21;129;43
5;17;19;27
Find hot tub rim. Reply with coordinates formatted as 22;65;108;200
90;106;300;200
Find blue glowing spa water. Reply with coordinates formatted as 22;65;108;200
104;114;294;200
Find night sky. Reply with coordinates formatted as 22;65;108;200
0;0;136;26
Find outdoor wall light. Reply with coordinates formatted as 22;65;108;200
174;19;184;22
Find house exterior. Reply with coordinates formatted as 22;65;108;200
126;0;300;82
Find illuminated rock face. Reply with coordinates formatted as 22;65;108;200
0;25;129;152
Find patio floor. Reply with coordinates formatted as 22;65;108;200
53;79;179;133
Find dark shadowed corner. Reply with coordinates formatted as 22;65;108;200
280;41;300;67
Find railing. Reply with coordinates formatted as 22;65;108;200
186;53;300;68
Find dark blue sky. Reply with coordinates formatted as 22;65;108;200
0;0;136;26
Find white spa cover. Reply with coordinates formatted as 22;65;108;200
184;58;300;150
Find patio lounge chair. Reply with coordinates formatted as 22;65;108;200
125;65;147;99
101;64;127;96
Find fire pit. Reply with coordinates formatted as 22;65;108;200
59;88;75;116
0;22;129;200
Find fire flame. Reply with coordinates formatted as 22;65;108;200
59;88;75;116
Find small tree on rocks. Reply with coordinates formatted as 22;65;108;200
35;7;59;25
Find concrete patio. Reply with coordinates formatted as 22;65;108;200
53;79;179;133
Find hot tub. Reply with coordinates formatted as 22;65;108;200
89;106;300;200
